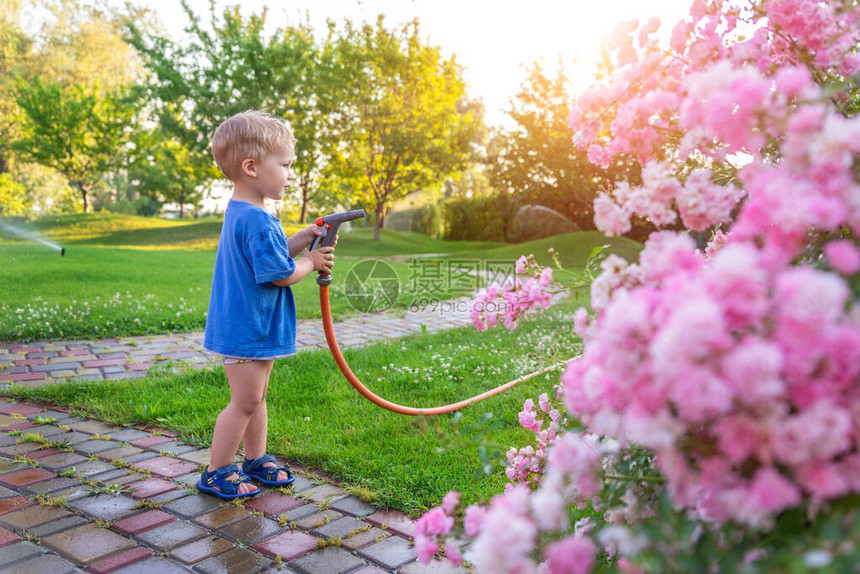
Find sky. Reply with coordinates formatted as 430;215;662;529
139;0;695;127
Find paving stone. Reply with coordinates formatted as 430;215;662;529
126;476;178;500
0;437;16;449
0;406;41;416
69;459;116;477
0;460;26;474
131;456;197;479
123;452;158;464
0;527;18;547
146;488;189;505
0;442;48;457
220;514;285;544
192;505;253;529
0;552;77;574
67;420;119;435
87;468;132;484
25;447;64;460
312;515;368;539
245;492;305;517
295;509;343;531
28;514;88;537
164;493;221;519
106;429;150;442
0;540;44;568
153;441;196;456
253;530;318;562
290;475;316;493
37;452;88;471
330;495;375;517
366;509;416;540
110;556;189;573
135;519;207;549
399;558;473;573
358;536;416;570
178;449;211;466
0;486;17;498
99;445;144;461
288;546;366;574
112;509;175;534
280;503;319;523
0;496;33;516
170;535;234;564
341;527;390;551
74;439;118;454
173;472;200;486
0;467;55;487
302;483;348;504
194;547;273;574
86;546;153;574
49;484;92;502
30;425;68;438
349;566;388;574
70;494;140;522
0;504;72;530
131;435;173;449
51;431;92;445
43;523;137;565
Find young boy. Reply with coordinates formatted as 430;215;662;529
198;111;335;499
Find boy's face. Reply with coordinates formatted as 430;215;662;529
254;142;296;201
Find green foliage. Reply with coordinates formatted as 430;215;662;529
322;18;484;238
12;77;139;212
387;204;441;237
485;62;641;240
0;173;29;216
441;195;510;242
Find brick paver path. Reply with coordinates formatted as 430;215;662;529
0;299;475;387
0;400;471;573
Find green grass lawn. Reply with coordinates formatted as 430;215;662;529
0;212;636;514
0;213;640;341
3;295;582;515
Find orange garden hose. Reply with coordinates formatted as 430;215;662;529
320;284;569;416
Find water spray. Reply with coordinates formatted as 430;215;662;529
0;219;65;255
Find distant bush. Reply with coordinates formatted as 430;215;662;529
387;204;441;237
441;196;509;242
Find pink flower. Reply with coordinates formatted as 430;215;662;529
750;467;801;515
543;536;596;574
593;194;631;236
824;240;860;275
463;504;486;537
414;535;438;564
415;507;453;537
441;491;461;515
444;542;463;567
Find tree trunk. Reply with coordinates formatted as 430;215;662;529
299;177;310;223
79;184;90;213
373;201;386;240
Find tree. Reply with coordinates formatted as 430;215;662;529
127;3;339;218
126;126;218;218
0;0;32;174
12;78;137;212
486;61;643;240
323;18;483;238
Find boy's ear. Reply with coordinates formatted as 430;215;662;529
241;158;257;178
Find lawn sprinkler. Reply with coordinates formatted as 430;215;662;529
61;247;65;257
309;209;366;286
312;209;572;416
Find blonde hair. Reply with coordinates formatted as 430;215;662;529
211;111;296;181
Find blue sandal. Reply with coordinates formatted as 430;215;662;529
242;454;295;487
196;464;259;500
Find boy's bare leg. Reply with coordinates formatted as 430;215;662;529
207;360;271;494
242;360;290;482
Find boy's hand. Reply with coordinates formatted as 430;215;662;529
308;224;338;247
304;246;335;272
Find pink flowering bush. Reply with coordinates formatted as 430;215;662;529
417;0;860;571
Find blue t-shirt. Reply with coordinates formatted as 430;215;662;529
204;200;297;357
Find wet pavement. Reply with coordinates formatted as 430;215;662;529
0;400;470;573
